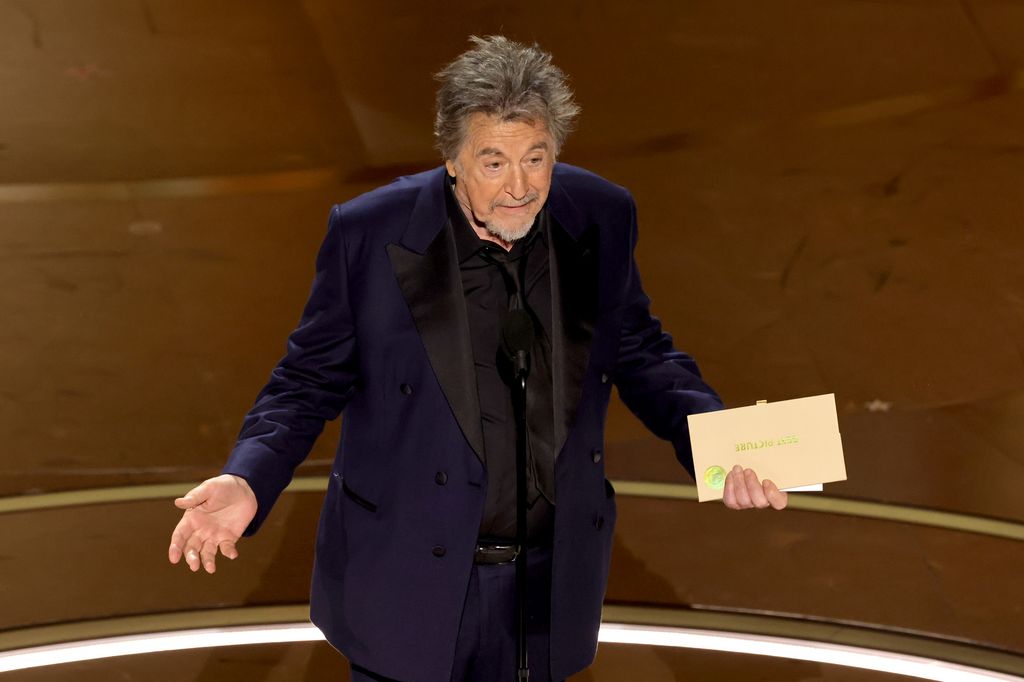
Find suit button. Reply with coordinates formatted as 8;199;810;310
435;472;448;486
591;449;603;463
600;373;609;384
432;545;446;558
594;515;605;530
400;383;413;395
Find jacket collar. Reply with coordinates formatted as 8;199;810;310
388;164;596;463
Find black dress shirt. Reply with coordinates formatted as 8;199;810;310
446;179;556;544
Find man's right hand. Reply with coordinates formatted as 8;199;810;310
167;474;258;574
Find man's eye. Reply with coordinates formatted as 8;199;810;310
485;162;501;170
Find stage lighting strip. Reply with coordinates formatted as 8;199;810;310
1;477;1022;543
0;605;1021;679
0;167;339;203
611;481;1024;542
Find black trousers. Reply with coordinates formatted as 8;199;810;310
350;546;562;682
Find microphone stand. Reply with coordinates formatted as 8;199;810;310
512;348;530;682
494;266;536;682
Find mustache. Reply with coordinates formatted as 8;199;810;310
493;193;540;209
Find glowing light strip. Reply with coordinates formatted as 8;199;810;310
0;167;338;203
1;622;1020;680
3;477;1022;543
612;481;1024;542
599;624;1022;682
0;624;319;672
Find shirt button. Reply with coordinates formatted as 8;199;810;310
600;373;609;384
400;383;413;395
591;449;603;463
435;472;448;486
432;545;446;558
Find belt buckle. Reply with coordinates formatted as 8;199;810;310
474;543;520;565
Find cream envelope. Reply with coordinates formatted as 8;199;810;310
687;393;846;502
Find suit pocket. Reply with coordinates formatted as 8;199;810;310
341;479;378;513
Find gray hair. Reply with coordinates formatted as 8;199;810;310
433;35;581;161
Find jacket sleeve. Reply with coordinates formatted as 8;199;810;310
221;205;358;534
613;196;724;479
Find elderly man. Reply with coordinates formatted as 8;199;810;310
168;36;787;682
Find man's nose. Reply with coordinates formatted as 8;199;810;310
506;166;528;200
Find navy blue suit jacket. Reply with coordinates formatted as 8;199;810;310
222;163;722;681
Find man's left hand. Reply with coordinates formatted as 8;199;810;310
722;465;788;510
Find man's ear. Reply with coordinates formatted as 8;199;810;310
445;160;457;178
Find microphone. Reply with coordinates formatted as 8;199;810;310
501;309;535;380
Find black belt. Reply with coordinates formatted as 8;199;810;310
473;542;519;565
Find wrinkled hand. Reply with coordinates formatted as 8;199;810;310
168;474;258;574
722;466;788;510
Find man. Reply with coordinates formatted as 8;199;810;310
167;36;788;682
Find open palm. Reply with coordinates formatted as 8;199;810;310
168;474;258;574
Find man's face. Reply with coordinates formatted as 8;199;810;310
445;113;554;244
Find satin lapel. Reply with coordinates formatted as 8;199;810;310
386;171;485;462
547;174;599;457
